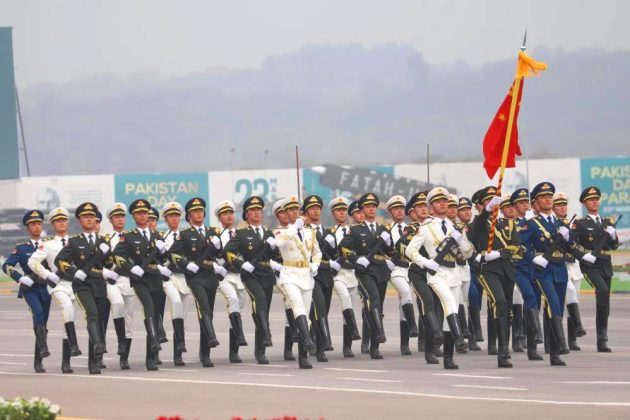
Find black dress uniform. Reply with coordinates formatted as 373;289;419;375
339;193;393;359
111;199;167;371
571;187;620;352
55;203;110;374
168;197;222;367
303;195;335;362
224;196;279;364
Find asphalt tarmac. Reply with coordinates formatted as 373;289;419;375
1;289;629;420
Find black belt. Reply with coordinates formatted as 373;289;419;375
395;261;410;268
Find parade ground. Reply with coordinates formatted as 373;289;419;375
1;290;629;420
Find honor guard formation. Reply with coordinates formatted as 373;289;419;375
3;183;620;374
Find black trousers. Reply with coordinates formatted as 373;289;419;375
133;282;163;320
409;270;435;315
479;266;515;319
311;282;327;321
319;282;334;316
357;272;388;312
583;268;612;307
243;278;273;318
188;282;217;320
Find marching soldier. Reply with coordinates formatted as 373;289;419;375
510;188;544;361
224;196;278;364
3;210;52;373
385;195;419;356
405;187;471;369
214;200;249;363
55;203;111;374
571;186;620;352
524;182;584;366
161;201;193;366
273;195;320;368
111;199;171;371
102;203;136;369
552;192;587;351
28;207;82;373
168;198;223;367
148;207;169;363
302;195;335;362
339;193;393;360
327;197;362;358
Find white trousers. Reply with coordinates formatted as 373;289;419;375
427;269;459;331
390;274;413;320
334;280;361;316
279;283;313;319
51;286;76;338
512;285;524;305
566;276;582;305
219;280;248;314
106;283;135;338
164;280;194;320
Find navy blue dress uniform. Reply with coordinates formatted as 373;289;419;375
523;182;583;366
168;197;223;367
223;196;280;364
571;186;620;352
2;210;52;373
110;198;168;371
338;193;394;359
55;203;112;374
303;195;335;362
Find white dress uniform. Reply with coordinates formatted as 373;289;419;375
28;234;76;329
103;230;136;338
406;216;474;331
274;221;321;318
163;229;193;320
217;226;248;314
332;224;361;312
389;221;415;319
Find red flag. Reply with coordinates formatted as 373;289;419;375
482;80;524;179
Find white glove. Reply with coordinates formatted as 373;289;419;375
265;237;276;249
386;260;395;271
241;261;255;273
325;234;336;248
270;260;282;273
104;269;119;281
532;255;548;268
484;250;501;262
356;256;370;268
210;236;221;250
98;243;110;254
329;260;341;272
157;265;172;277
186;262;200;274
450;229;462;242
213;263;227;277
19;276;34;287
155;239;166;254
474;254;482;263
605;225;617;240
486;195;502;212
310;263;319;277
424;259;440;273
525;210;536;220
46;272;60;284
582;253;597;264
74;270;87;281
379;231;391;246
293;218;305;230
130;265;145;277
558;226;570;242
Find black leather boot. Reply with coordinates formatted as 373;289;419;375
487;314;498;355
156;314;168;344
342;308;361;340
342;324;354;358
469;306;484;342
199;328;214;367
511;304;525;353
229;328;242;364
61;339;73;374
525;308;543;344
34;324;50;358
361;308;371;354
145;336;158;371
64;321;82;356
443;332;458;370
526;327;543;361
568;317;580;351
458;305;471;338
283;326;295;361
369;307;386;344
113;317;127;356
227;312;247;346
318;317;334;351
253;322;269;365
549;330;566;366
400;321;411;355
402;303;419;337
256;311;273;347
446;314;467;353
173;318;187;354
144;318;161;354
567;303;586;337
120;338;131;370
285;308;299;343
496;316;513;368
298;339;312;369
417;313;425;352
88;340;100;374
543;313;551;354
296;315;316;352
200;315;219;348
551;315;570;355
33;342;45;373
424;329;439;364
596;304;611;352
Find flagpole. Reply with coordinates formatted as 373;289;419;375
486;36;526;253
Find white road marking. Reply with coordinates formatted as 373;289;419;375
562;381;630;385
159;368;200;372
0;361;26;365
337;377;402;383
238;373;294;377
240;363;289;368
435;373;511;380
0;353;32;357
453;385;527;391
325;368;389;373
0;371;630;406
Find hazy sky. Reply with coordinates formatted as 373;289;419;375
1;0;628;87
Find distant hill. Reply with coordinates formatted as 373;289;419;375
20;44;630;175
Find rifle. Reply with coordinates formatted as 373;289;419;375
582;214;622;267
426;224;464;275
534;214;576;272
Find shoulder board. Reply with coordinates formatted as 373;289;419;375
104;233;111;241
384;222;392;229
606;216;615;223
212;227;221;234
71;234;82;239
351;223;360;227
189;227;196;232
17;241;30;247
